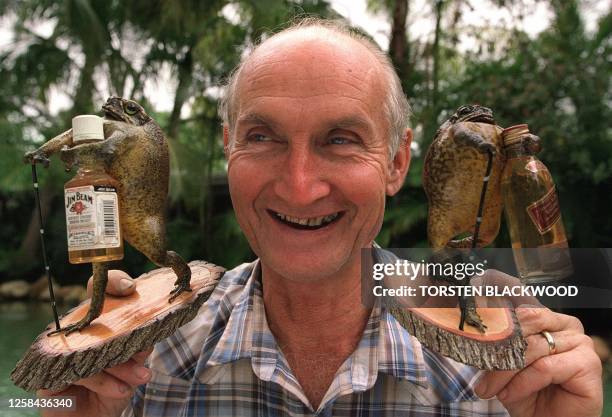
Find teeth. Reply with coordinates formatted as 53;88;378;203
308;218;320;226
275;212;339;227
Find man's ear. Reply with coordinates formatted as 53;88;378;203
223;125;230;159
386;128;412;196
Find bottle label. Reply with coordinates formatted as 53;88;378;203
526;186;561;234
525;160;546;173
65;185;121;251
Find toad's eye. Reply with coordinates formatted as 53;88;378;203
125;102;138;115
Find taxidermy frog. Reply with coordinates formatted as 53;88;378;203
423;105;543;333
424;105;505;250
423;105;504;333
24;97;192;334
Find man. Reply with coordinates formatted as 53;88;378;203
40;19;603;416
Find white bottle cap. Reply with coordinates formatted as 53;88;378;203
72;115;104;143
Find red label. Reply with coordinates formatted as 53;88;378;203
526;186;561;234
525;160;546;173
69;201;87;215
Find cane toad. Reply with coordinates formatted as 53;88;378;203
424;105;506;250
24;97;192;334
423;105;506;333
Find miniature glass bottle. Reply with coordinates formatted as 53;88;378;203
64;115;123;263
501;124;573;283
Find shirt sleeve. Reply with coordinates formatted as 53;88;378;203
119;370;192;417
118;384;144;417
119;398;136;417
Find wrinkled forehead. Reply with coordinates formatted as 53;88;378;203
235;32;388;115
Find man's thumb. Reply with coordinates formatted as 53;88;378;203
86;270;135;297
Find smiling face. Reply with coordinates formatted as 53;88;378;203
225;33;411;283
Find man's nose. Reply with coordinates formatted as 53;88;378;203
273;146;331;205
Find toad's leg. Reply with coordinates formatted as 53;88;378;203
427;205;457;250
59;128;132;170
24;129;74;167
448;231;496;248
49;262;109;335
460;295;487;333
124;216;191;302
451;123;497;155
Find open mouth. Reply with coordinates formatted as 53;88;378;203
267;210;343;230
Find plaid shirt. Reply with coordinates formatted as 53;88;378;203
122;257;508;417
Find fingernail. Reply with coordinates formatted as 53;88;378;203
135;367;151;380
118;278;134;292
118;383;129;393
498;389;508;401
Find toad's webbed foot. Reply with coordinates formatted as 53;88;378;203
452;124;496;156
48;262;108;337
24;150;51;167
48;314;97;336
459;295;487;334
464;307;487;334
168;278;192;303
477;141;496;155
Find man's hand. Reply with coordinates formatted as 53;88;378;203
475;306;603;417
38;270;152;417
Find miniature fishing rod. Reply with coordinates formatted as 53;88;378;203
30;163;61;331
458;149;495;331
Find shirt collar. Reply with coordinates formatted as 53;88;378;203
371;244;482;402
198;254;478;404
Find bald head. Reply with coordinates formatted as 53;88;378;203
219;19;411;157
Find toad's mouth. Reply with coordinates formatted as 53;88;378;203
267;210;344;231
101;104;130;123
465;112;495;125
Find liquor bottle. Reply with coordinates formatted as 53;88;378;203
64;115;123;264
501;124;573;283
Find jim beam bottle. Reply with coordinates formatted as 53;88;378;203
501;124;572;283
64;115;123;263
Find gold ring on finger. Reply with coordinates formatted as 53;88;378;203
540;330;556;355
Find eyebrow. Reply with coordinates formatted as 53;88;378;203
237;112;375;135
236;113;279;130
331;115;374;135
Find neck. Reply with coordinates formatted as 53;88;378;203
261;256;371;409
262;257;369;348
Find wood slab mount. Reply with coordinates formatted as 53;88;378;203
11;260;224;392
391;305;526;370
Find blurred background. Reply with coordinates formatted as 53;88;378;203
0;0;610;415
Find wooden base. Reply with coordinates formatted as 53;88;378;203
11;260;224;392
391;305;526;370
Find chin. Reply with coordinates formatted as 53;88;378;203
263;251;352;283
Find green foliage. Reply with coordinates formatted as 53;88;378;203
0;124;31;193
208;211;255;268
382;0;611;249
0;0;609;285
458;1;610;247
0;0;338;283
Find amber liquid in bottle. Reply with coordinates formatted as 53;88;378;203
501;126;572;283
65;165;124;264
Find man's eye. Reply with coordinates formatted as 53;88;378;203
248;134;271;142
329;137;352;145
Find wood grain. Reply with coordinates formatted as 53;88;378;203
391;305;526;370
11;260;224;392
